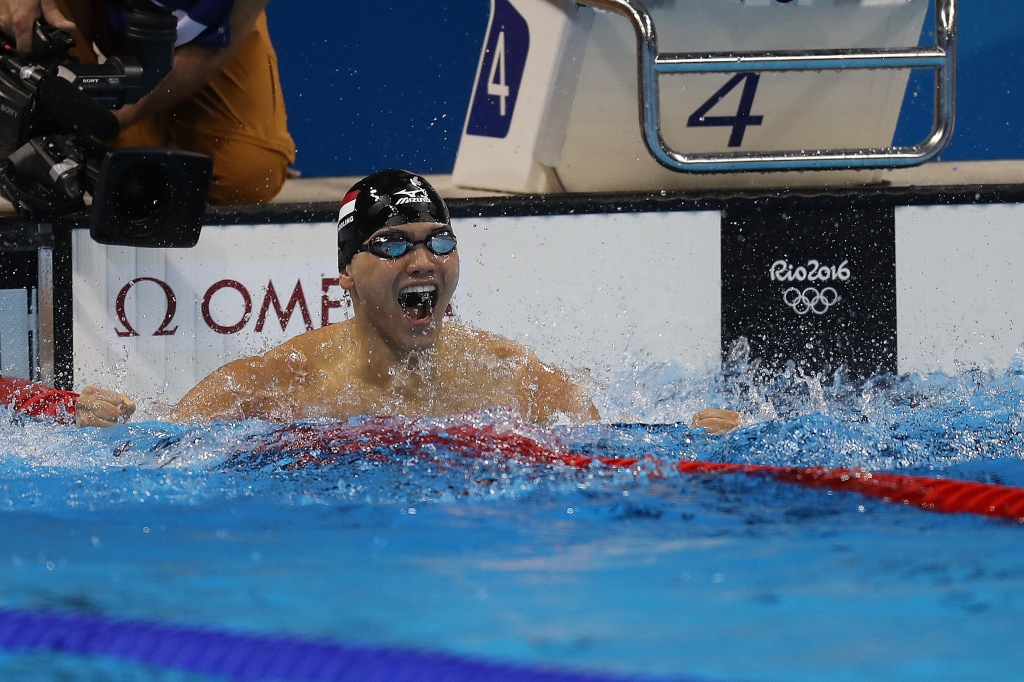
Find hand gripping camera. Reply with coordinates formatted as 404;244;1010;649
0;1;212;247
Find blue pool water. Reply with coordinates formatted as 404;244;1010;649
1;359;1024;681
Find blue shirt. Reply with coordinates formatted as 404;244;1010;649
103;0;235;49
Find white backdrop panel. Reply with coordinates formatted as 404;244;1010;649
73;223;345;409
454;212;722;375
897;204;1024;374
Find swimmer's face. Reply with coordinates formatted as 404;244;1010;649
340;221;460;353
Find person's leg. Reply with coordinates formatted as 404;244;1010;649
115;114;171;148
178;134;290;205
167;11;295;204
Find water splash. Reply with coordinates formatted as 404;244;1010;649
3;361;1024;512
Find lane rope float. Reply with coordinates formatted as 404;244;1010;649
235;420;1024;522
0;609;709;682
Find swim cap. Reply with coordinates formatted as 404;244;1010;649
337;169;451;270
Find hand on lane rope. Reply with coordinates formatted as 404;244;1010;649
76;386;136;428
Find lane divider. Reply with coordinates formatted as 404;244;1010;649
239;421;1024;522
0;609;708;682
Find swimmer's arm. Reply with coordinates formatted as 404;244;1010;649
691;408;741;435
114;0;269;128
525;359;600;425
172;354;298;423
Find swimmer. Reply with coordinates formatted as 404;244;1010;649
173;169;740;433
0;377;136;427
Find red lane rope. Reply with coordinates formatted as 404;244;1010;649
0;376;78;425
534;453;1024;521
244;421;1024;522
673;462;1024;521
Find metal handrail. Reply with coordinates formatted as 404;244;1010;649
576;0;957;173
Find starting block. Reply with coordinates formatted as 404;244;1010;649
453;0;941;193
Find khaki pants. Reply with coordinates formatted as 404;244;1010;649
58;2;296;205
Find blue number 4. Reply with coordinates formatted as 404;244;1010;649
687;73;763;147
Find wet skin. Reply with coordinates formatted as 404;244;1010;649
173;222;600;424
76;386;136;428
691;408;741;435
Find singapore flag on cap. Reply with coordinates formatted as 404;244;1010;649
338;190;359;228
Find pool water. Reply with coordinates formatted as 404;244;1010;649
1;358;1024;682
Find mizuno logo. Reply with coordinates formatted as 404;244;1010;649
393;187;430;205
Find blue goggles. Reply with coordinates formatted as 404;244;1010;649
356;230;457;260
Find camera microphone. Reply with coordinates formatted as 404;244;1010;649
36;76;120;140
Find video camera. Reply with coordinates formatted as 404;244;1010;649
0;0;211;247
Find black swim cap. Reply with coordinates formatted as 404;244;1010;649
337;169;451;270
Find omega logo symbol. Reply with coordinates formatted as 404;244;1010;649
115;277;178;337
783;287;840;315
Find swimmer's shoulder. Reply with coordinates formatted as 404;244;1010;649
261;321;358;371
195;323;352;392
173;323;359;422
441;322;597;423
442;322;533;362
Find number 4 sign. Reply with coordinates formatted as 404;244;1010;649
466;0;530;139
487;30;511;116
687;73;764;147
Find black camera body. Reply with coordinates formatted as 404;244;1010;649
0;2;211;247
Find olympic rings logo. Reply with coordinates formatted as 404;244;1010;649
782;287;840;315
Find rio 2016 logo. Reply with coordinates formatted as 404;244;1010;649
769;259;850;284
770;259;850;316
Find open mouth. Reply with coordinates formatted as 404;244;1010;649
398;284;438;322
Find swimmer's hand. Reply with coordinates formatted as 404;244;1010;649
76;386;136;428
690;408;741;435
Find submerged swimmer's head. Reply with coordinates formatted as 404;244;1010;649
337;169;451;271
337;170;459;352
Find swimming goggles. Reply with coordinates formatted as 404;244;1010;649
357;230;457;259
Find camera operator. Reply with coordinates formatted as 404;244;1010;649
0;0;295;205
